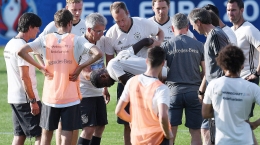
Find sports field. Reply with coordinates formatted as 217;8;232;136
0;47;259;144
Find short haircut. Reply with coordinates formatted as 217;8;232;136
17;13;42;33
85;13;107;29
66;0;82;5
90;68;115;88
172;13;189;30
152;0;170;6
54;9;73;27
209;11;219;27
227;0;244;9
216;45;245;74
147;46;166;68
202;4;219;17
188;8;211;24
110;1;129;14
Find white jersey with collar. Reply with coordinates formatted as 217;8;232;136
231;21;260;78
39;19;86;37
105;17;159;58
148;16;194;45
222;25;237;46
106;47;167;82
203;76;260;145
4;38;40;104
79;36;106;98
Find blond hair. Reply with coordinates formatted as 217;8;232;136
66;0;82;4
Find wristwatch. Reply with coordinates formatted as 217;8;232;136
29;98;37;104
197;90;205;95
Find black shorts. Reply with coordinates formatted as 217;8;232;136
80;97;108;128
248;77;259;117
11;101;42;138
169;91;203;129
40;103;81;131
117;83;130;125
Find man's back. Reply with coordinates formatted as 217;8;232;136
163;35;204;95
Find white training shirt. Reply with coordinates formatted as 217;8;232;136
28;33;94;107
106;47;167;82
204;76;260;145
231;21;260;78
105;17;159;58
148;16;194;45
4;38;40;104
39;19;86;37
79;36;106;98
120;74;170;115
222;25;237;46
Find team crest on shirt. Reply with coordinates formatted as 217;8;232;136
134;32;141;40
118;41;122;45
81;114;88;124
80;28;85;35
168;26;173;34
57;39;61;44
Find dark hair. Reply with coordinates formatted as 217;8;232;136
202;4;219;17
17;13;42;33
90;68;115;88
110;1;129;14
188;8;212;25
209;11;219;27
216;45;245;74
227;0;244;9
152;0;170;6
54;9;73;27
147;46;166;68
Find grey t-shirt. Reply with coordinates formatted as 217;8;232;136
162;34;204;95
204;26;230;82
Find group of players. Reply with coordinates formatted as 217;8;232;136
3;0;260;145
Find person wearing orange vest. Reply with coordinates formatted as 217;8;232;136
115;46;173;145
18;9;103;145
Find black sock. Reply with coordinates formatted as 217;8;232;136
77;137;90;145
90;136;101;145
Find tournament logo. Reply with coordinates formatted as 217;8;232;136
0;0;37;38
117;40;122;45
134;32;141;40
80;28;85;35
168;26;173;34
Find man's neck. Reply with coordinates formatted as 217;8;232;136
144;67;161;79
204;24;215;36
16;32;29;42
233;17;245;30
154;16;169;25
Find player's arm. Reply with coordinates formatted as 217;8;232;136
18;44;47;76
158;103;173;139
247;118;260;130
34;54;45;66
132;38;154;54
115;100;130;122
202;103;214;118
19;66;40;116
106;54;114;66
70;45;103;81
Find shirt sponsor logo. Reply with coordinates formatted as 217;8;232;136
48;59;72;65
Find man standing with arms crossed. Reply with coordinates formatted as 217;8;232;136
227;0;260;144
115;46;173;145
105;1;164;144
18;9;103;145
162;13;205;145
77;13;109;145
149;0;194;44
188;8;230;145
4;13;42;145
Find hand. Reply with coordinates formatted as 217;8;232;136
147;38;162;48
246;120;260;130
165;130;174;140
30;102;40;116
103;88;110;104
69;66;83;81
39;67;53;80
245;74;258;81
198;95;204;103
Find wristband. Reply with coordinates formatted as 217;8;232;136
197;90;205;95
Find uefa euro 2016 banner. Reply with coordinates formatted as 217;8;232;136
0;0;260;45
